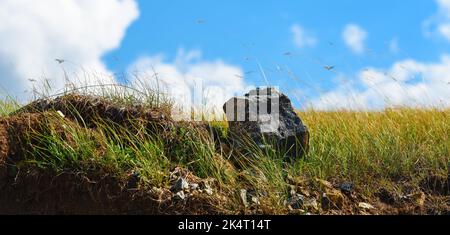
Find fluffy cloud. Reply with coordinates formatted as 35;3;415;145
423;0;450;41
438;24;450;40
291;24;317;48
342;24;368;54
310;55;450;110
128;49;249;119
0;0;139;100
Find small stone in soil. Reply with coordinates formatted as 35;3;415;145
339;182;353;194
174;191;186;200
171;177;189;192
190;183;199;191
289;194;305;210
240;189;248;207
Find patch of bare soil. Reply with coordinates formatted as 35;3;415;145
282;176;450;215
14;94;173;128
1;113;46;163
0;168;228;215
421;174;450;196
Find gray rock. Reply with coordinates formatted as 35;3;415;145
171;177;189;192
174;191;186;200
288;194;305;210
199;181;214;195
223;87;309;160
251;196;261;206
240;189;249;207
190;183;199;191
204;186;213;196
339;182;354;195
358;202;375;210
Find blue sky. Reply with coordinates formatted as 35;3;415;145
1;0;449;110
104;0;450;108
106;0;442;67
106;0;439;78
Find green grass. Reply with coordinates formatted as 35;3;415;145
21;113;172;187
295;109;449;190
1;92;449;214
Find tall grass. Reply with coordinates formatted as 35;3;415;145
297;109;449;181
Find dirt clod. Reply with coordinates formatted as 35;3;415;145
421;174;450;196
376;188;397;205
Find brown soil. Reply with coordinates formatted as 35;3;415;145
286;178;450;215
421;174;450;196
0;169;225;215
14;94;173;128
1;113;46;163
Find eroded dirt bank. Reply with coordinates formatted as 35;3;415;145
0;169;226;215
0;95;226;215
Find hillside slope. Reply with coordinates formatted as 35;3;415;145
0;94;449;215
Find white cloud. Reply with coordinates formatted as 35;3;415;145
291;24;317;48
128;49;249;119
342;24;368;54
310;55;450;110
423;0;450;41
438;0;450;11
0;0;139;101
438;23;450;40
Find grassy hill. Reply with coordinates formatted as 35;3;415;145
0;92;448;215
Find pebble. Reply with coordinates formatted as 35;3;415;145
56;110;65;118
339;182;354;194
289;194;305;210
174;191;186;200
204;186;213;195
171;177;189;192
358;202;375;210
189;183;199;191
240;189;249;207
251;196;261;206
